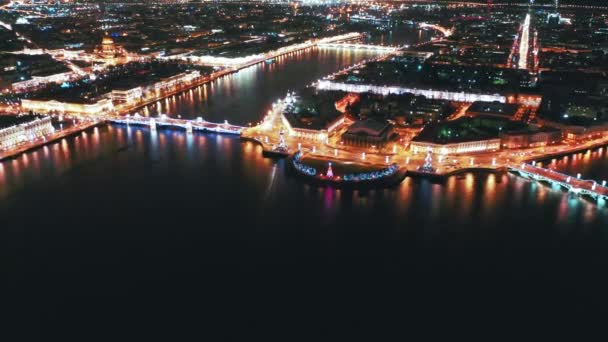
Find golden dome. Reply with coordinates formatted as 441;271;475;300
102;36;114;45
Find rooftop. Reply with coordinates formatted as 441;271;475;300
282;88;346;131
413;116;523;144
467;101;519;117
344;119;391;137
0;114;44;130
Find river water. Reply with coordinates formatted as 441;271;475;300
140;48;380;124
3;27;608;337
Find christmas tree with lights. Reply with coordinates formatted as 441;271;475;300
326;162;334;178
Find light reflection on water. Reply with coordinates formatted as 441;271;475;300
0;28;607;240
140;48;382;124
0;126;608;243
0;132;607;236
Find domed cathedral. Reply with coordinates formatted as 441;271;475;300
97;33;124;60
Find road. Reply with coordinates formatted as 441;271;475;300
517;13;531;70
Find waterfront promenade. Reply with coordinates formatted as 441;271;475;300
0;118;102;161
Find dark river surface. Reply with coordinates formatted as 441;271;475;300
3;28;608;338
140;48;381;123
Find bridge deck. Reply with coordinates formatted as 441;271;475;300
108;115;244;135
512;164;608;199
317;43;397;51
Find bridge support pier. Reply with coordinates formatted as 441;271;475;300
186;122;193;134
150;118;157;131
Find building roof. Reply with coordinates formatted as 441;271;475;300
501;125;561;136
466;101;518;117
344;119;391;137
0;115;43;130
102;36;115;45
282;88;345;131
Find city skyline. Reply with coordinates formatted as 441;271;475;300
1;0;607;338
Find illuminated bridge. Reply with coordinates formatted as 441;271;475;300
108;114;244;135
510;163;608;203
317;43;398;53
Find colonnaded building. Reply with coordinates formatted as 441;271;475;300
0;116;54;150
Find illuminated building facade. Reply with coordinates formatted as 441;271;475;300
500;127;562;149
563;124;608;142
21;98;114;115
317;80;508;103
0;116;54;150
281;112;344;141
410;138;501;155
111;70;201;103
341;119;394;148
12;72;77;92
111;87;143;104
21;70;201;115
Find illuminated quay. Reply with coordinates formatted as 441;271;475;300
161;32;364;68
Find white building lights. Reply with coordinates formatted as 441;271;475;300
317;80;507;103
0;117;54;150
